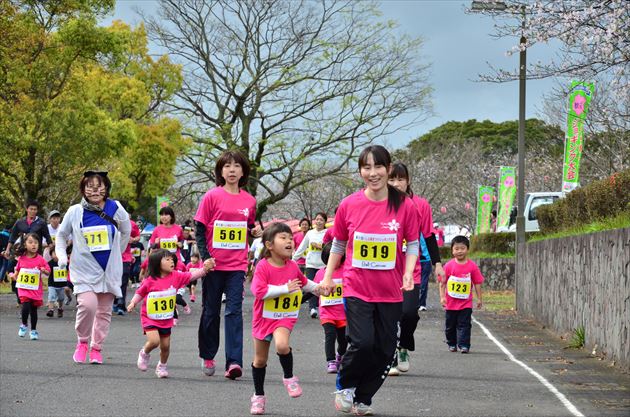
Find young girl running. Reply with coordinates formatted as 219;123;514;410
186;253;203;302
14;233;51;340
320;145;420;415
150;206;184;263
249;223;320;415
314;242;347;374
293;218;311;274
127;249;213;378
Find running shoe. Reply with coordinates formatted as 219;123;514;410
65;294;73;305
352;402;374;416
283;376;302;398
18;325;27;337
183;305;192;315
89;348;103;364
334;388;355;413
57;308;63;318
388;366;400;376
460;347;470;354
225;363;243;380
327;360;338;374
250;395;266;415
335;353;343;369
155;362;169;378
397;348;409;372
190;294;196;302
310;308;318;318
202;359;216;376
448;345;457;352
137;348;150;371
419;305;427;311
73;342;88;363
29;330;39;340
46;309;54;317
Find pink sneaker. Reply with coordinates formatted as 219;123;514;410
89;348;103;364
225;363;243;380
250;394;266;415
190;294;196;302
155;362;168;378
282;376;302;398
202;359;216;376
327;360;338;373
137;348;150;371
73;342;88;363
183;305;192;315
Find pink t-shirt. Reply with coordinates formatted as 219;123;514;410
410;195;434;284
187;260;203;271
194;187;256;271
250;258;308;340
322;227;334;245
122;220;140;263
150;224;184;259
441;259;484;310
141;258;148;271
334;190;420;303
15;254;50;301
134;271;194;329
293;232;306;266
314;267;345;321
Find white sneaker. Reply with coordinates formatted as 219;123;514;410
388;366;400;376
419;306;427;311
352;402;374;416
397;349;410;372
334;388;355;413
310;308;318;318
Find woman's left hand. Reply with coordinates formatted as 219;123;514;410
401;271;414;292
251;225;263;238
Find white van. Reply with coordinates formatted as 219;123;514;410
499;192;563;233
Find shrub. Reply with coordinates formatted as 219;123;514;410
439;246;452;261
537;169;630;233
470;233;515;253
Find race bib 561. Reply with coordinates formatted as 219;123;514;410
213;221;247;249
352;232;396;270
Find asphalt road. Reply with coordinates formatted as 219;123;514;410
1;285;628;417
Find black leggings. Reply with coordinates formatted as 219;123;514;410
173;293;187;319
21;301;38;330
323;323;347;362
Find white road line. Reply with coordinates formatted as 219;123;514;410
473;316;585;417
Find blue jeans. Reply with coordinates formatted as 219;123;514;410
198;270;244;369
418;262;432;307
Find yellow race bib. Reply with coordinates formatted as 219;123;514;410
212;220;247;250
262;291;303;319
352;232;397;270
146;288;177;320
16;268;40;290
446;276;472;300
82;225;110;252
159;237;178;253
53;267;68;283
319;279;343;306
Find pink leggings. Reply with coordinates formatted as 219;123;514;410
75;292;114;351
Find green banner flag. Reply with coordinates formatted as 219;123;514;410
475;185;495;234
497;166;516;229
156;196;170;224
562;81;594;193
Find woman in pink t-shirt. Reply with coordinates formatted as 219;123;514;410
320;145;420;415
194;150;262;380
149;206;184;262
292;218;311;274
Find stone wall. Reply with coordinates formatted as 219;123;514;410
517;228;630;370
471;257;515;290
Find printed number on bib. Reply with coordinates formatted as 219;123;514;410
352;232;397;270
16;268;40;290
82;225;110;252
309;243;321;253
320;279;343;306
160;237;178;253
212;221;247;250
263;291;302;319
447;276;472;299
146;288;177;320
53;267;68;283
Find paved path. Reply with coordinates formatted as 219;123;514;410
1;286;628;416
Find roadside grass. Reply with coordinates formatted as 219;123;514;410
529;211;630;243
0;281;49;294
470;251;514;259
483;290;515;312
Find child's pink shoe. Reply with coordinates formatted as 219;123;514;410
137;348;150;371
282;376;302;398
250;395;266;415
183;305;192;314
155;362;169;378
190;294;196;302
73;342;88;363
89;348;103;364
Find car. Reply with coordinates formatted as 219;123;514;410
498;192;563;233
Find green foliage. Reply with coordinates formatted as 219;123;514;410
470;232;538;254
529;211;630;243
567;326;585;349
537;169;630;234
439;246;452;261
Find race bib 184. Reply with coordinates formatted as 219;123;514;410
16;268;40;290
53;267;68;283
447;276;472;300
352;232;396;270
262;291;302;319
212;221;247;250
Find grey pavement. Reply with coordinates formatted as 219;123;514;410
1;284;628;417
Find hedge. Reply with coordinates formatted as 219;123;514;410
537;169;630;234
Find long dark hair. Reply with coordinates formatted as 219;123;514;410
358;145;405;213
147;249;178;278
390;161;413;196
259;222;293;259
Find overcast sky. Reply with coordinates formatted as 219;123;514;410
108;0;561;148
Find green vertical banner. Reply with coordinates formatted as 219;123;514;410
562;80;594;193
156;196;170;224
497;166;516;229
475;185;495;234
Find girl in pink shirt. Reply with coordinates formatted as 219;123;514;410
186;253;203;302
439;235;483;353
14;233;51;340
127;249;213;378
293;217;311;274
320;145;420;415
313;242;347;374
149;206;184;261
249;223;319;415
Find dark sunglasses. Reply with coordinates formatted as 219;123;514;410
83;171;108;177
